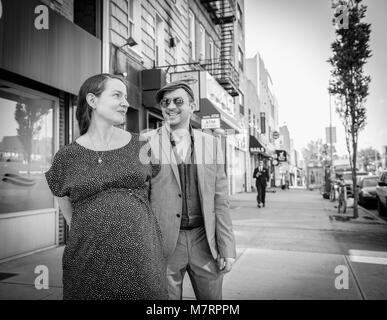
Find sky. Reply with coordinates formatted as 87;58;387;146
244;0;387;157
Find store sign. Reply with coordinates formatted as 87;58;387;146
200;71;234;117
250;147;265;153
274;150;287;162
170;71;200;111
273;131;280;139
235;133;247;151
201;114;220;129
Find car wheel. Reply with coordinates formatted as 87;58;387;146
377;197;387;216
358;194;363;206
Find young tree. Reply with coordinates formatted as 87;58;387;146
302;139;337;164
15;100;51;173
358;147;381;171
328;0;372;218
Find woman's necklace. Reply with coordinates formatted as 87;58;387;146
90;128;115;164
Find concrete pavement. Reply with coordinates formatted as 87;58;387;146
1;188;387;300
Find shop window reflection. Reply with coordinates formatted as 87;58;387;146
0;85;55;214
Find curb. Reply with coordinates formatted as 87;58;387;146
358;205;387;224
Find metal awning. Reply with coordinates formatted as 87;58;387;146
197;98;241;132
249;135;270;157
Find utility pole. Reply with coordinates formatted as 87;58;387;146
329;94;333;169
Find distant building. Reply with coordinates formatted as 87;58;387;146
245;53;279;188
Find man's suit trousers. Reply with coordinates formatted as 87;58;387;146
256;182;266;205
166;226;223;300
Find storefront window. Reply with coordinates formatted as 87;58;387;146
0;82;56;214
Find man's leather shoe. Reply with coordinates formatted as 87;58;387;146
263;203;265;207
257;204;261;208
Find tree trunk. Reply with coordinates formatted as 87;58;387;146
352;139;359;219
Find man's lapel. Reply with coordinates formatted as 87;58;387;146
193;130;205;204
160;126;181;192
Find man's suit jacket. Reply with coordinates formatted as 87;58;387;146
142;126;236;260
253;167;269;187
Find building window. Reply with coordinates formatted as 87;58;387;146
155;14;165;66
199;24;206;62
128;0;135;38
173;37;183;65
188;10;196;61
171;0;185;15
127;0;141;50
209;38;215;61
0;81;57;214
252;114;256;135
271;102;275;118
248;109;251;134
239;93;244;115
260;112;266;134
237;3;243;29
238;46;244;71
216;46;220;60
74;0;101;38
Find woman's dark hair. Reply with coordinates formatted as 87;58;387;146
76;73;128;135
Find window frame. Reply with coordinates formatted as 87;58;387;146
127;0;141;54
199;24;206;62
238;46;244;71
0;79;60;215
188;10;196;61
155;13;165;67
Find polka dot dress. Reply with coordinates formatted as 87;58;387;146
45;133;168;300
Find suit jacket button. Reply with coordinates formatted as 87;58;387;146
176;214;181;218
178;194;182;198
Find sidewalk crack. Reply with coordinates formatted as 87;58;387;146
344;254;367;300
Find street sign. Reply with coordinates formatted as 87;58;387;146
325;126;337;144
201;114;220;129
275;150;287;162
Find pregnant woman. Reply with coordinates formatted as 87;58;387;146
45;74;167;300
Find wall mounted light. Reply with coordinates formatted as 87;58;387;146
169;37;176;48
120;36;138;48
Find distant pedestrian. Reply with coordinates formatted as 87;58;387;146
253;160;269;208
285;171;290;189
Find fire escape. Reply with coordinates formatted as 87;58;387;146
200;0;240;97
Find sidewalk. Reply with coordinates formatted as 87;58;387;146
1;189;387;300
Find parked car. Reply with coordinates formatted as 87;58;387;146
340;170;369;197
376;171;387;216
357;175;379;207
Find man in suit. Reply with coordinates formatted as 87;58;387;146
253;160;269;208
143;81;236;300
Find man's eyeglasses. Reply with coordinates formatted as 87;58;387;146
159;97;185;108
